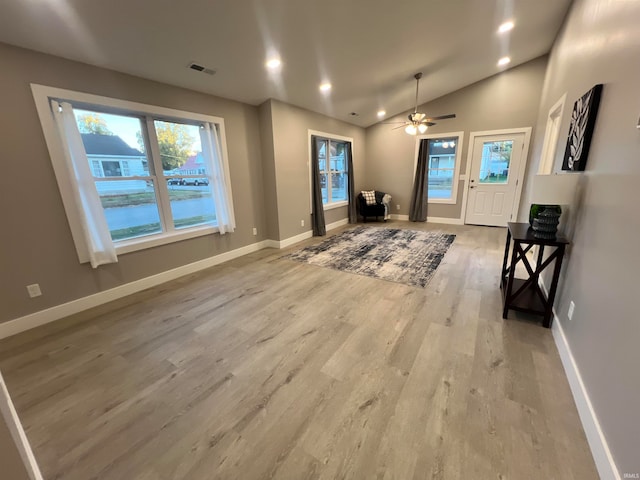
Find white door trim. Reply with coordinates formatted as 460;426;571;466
461;127;532;225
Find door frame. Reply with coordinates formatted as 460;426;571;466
461;127;532;225
538;94;567;174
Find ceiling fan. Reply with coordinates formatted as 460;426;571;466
384;72;456;135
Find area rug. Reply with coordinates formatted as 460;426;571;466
285;226;455;287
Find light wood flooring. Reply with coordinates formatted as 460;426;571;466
0;222;598;480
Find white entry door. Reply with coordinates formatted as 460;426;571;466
465;132;527;227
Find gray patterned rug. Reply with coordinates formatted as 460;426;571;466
285;226;455;287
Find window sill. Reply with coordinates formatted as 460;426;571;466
323;201;348;211
115;224;219;255
428;198;456;205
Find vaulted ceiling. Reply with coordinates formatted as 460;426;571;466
0;0;571;127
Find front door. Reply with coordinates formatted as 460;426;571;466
465;132;526;227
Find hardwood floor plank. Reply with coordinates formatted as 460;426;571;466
0;222;599;479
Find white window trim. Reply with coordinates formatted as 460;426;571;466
31;84;231;258
413;131;464;204
324;200;348;211
307;130;354;212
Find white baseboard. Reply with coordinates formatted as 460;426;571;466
428;216;464;225
389;214;463;225
276;231;314;249
0;220;355;340
327;218;349;231
0;240;271;340
551;316;620;480
539;279;620;480
270;218;349;249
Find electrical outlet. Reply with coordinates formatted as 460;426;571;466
252;227;257;236
396;204;400;211
27;284;42;298
568;301;575;320
301;220;305;227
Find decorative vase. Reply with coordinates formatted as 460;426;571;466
532;208;561;239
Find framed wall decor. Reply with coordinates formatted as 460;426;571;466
562;84;603;171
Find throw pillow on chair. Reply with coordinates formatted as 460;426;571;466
361;190;376;205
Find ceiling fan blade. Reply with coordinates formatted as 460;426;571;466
392;124;409;130
422;122;437;127
381;121;409;124
424;113;456;121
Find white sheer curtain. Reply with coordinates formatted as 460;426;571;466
200;123;236;234
52;100;117;268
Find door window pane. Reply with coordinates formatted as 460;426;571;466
154;120;217;229
97;180;162;241
479;140;513;184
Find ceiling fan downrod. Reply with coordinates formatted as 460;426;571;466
413;72;422;115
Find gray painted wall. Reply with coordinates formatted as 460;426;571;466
365;56;547;219
258;100;280;241
518;0;640;475
0;42;268;323
268;99;366;240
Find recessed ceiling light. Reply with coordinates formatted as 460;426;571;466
498;21;514;34
377;110;386;117
319;82;332;92
498;56;511;67
265;58;281;69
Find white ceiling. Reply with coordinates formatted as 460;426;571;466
0;0;571;127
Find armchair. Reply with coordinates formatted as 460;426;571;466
357;190;388;222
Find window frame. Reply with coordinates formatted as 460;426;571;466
308;130;353;211
31;84;232;258
414;131;464;204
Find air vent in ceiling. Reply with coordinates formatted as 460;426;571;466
188;62;216;76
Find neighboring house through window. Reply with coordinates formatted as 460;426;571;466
32;85;236;265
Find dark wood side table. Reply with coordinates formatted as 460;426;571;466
500;222;569;328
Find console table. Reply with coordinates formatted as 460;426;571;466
500;222;569;328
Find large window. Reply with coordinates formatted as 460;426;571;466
416;132;464;204
313;135;350;207
33;85;235;266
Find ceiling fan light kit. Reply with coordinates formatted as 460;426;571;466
385;72;456;135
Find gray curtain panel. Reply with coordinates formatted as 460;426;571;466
346;142;357;224
409;139;429;222
311;136;326;236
